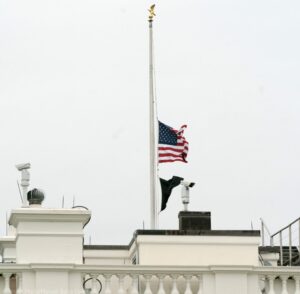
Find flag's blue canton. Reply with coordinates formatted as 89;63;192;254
159;121;177;145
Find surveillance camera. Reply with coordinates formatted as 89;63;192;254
15;163;31;171
181;181;195;188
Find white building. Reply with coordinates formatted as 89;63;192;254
0;167;299;294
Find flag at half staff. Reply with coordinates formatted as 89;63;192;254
160;176;183;211
158;121;189;163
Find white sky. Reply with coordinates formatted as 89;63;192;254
0;0;300;245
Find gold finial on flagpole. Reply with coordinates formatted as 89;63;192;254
148;4;156;22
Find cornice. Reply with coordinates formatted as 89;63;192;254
9;208;91;227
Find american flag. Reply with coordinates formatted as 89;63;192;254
158;121;189;163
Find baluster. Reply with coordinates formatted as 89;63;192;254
170;275;179;294
79;273;87;294
91;274;99;294
184;275;192;294
258;275;266;294
3;273;11;294
267;275;276;294
280;275;289;294
130;274;139;294
117;274;126;294
294;276;300;294
157;275;165;294
16;273;23;294
195;275;203;294
144;275;152;294
103;274;112;294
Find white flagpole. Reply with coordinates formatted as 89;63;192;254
148;5;157;229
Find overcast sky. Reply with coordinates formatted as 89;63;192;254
0;0;300;245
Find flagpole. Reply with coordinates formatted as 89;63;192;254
148;5;157;229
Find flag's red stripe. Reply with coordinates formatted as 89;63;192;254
159;158;185;163
158;153;183;157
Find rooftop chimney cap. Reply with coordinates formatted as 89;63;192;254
27;188;45;205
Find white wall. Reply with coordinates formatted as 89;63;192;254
9;208;90;264
84;249;131;265
135;235;260;266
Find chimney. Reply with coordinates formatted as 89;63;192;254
178;211;211;230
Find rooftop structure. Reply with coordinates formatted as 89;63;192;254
0;179;300;294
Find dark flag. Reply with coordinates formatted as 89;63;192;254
160;176;183;211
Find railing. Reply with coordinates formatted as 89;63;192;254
260;218;272;246
1;264;300;293
270;217;300;266
258;267;300;294
79;266;204;294
0;264;205;294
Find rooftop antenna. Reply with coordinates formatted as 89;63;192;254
15;163;31;207
62;195;65;208
16;180;23;203
180;180;195;211
73;195;75;207
6;211;8;236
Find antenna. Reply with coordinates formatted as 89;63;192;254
62;195;65;208
15;162;31;207
6;211;8;235
17;180;23;203
73;195;75;207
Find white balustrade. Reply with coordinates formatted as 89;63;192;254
267;275;276;294
117;274;126;294
3;264;300;294
103;274;112;294
16;273;23;294
184;275;193;294
79;273;86;294
3;273;11;294
91;274;99;294
170;275;179;294
294;276;300;294
130;274;139;294
157;275;165;294
144;275;152;294
261;274;300;294
196;275;203;294
280;275;289;294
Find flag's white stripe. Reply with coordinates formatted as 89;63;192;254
158;147;188;154
158;149;183;155
158;144;186;150
159;155;183;161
